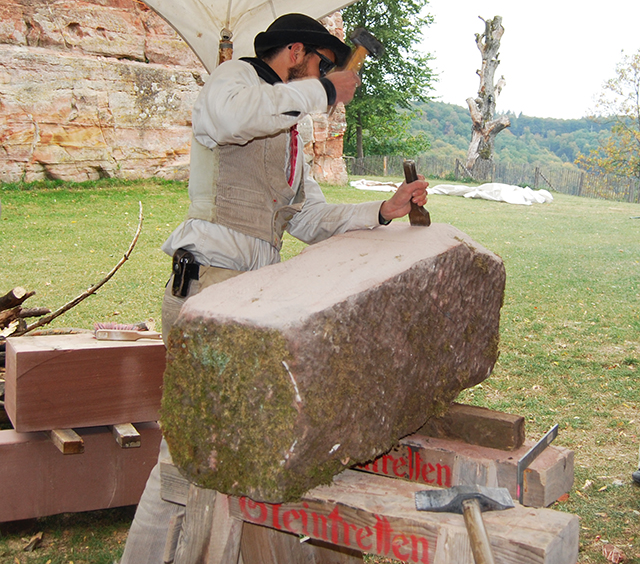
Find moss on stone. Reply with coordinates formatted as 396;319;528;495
161;319;307;501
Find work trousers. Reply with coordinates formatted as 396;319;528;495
120;265;242;564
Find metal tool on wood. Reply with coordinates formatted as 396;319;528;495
403;159;431;226
517;423;559;504
416;485;514;564
328;27;383;115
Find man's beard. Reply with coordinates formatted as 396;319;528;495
287;59;308;81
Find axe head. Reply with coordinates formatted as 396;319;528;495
349;28;384;58
415;486;514;514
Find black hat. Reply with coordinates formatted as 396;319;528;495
254;13;351;67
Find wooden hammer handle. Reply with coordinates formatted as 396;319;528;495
462;498;496;564
344;45;369;73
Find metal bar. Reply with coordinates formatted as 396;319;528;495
516;424;559;505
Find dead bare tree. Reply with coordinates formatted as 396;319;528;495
466;16;510;174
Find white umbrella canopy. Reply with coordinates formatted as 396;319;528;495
143;0;358;73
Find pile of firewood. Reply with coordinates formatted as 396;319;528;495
0;287;50;340
0;287;50;426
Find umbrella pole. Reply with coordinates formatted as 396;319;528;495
218;29;233;65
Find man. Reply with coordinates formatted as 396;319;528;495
121;13;428;563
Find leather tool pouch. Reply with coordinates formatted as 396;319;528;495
172;248;200;297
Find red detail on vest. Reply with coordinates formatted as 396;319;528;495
288;126;299;187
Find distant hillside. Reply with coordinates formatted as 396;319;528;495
410;101;612;172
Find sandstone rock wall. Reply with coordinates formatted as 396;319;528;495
0;0;348;184
0;0;203;182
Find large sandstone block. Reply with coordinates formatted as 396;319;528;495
162;224;506;502
5;333;165;432
0;423;161;522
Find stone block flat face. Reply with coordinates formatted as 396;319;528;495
162;224;506;502
5;333;165;432
0;423;161;522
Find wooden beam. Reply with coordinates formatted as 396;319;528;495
228;470;578;564
206;493;243;564
173;485;220;564
160;461;190;505
0;422;162;522
418;403;525;451
356;433;573;508
240;522;364;564
161;430;574;510
110;423;141;448
4;333;165;432
48;428;84;454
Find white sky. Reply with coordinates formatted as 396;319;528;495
418;0;640;119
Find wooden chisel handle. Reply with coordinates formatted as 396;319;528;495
403;160;431;227
95;329;162;341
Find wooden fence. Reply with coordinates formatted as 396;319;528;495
344;156;640;204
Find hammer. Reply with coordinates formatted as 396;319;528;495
328;28;383;115
345;27;384;73
415;485;514;564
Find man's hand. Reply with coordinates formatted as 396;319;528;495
380;176;429;222
327;70;361;105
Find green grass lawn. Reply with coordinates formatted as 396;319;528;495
1;177;639;563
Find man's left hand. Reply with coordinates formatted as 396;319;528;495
379;176;429;222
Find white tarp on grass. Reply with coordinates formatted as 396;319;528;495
350;180;553;205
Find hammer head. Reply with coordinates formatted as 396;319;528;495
349;28;384;58
415;486;514;514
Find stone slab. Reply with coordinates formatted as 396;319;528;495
0;422;161;522
5;333;165;432
162;224;506;502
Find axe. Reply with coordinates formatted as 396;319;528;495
328;27;383;115
416;485;514;564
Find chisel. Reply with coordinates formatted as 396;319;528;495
403;159;431;226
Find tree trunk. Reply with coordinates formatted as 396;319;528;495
466;16;510;174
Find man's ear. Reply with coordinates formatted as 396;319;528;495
289;42;305;63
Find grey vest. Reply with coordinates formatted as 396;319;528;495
187;130;306;250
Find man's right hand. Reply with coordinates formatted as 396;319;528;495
327;70;361;105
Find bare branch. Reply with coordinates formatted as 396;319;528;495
15;202;144;336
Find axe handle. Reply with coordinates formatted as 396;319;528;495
462;499;496;564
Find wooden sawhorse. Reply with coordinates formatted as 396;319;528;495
160;466;579;564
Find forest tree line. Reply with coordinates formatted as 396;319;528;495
407;101;613;173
